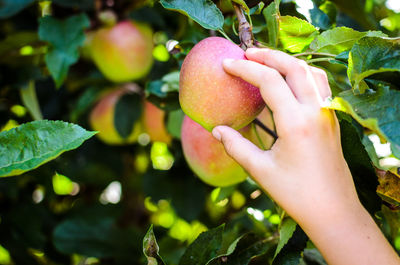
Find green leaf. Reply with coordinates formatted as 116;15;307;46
20;80;43;121
278;16;319;53
207;233;273;265
331;85;400;159
143;225;166;265
178;225;224;265
0;120;96;177
167;109;184;139
52;172;74;195
38;14;90;88
52;0;94;10
53;217;119;258
348;37;400;93
361;134;382;170
274;217;297;258
160;0;224;30
309;27;386;55
0;0;35;19
114;93;143;139
309;5;332;30
263;1;280;48
339;118;381;215
146;71;180;111
273;222;308;265
231;0;250;14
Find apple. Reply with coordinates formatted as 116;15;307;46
89;86;142;145
89;21;153;82
142;100;172;144
181;108;274;187
179;37;265;131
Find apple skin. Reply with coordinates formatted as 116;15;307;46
143;101;172;144
181;109;274;187
90;21;153;82
179;37;265;132
90;87;142;145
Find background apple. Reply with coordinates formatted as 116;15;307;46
181;108;274;187
89;21;153;82
90;86;142;145
142;100;172;144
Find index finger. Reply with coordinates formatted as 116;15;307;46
223;59;299;118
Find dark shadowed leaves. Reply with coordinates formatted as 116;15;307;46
179;225;224;265
339;118;381;214
348;37;400;93
0;0;35;19
272;222;308;265
114;93;143;139
208;233;274;265
38;14;90;87
332;85;400;160
160;0;224;30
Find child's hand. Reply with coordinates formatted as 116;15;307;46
212;48;400;265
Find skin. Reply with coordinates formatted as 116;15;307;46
179;37;265;131
90;21;153;82
142;101;172;145
181;109;273;187
211;48;400;265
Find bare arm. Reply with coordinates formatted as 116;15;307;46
211;48;400;265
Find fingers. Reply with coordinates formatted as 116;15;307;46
245;48;321;106
310;67;332;100
212;126;268;173
223;59;298;117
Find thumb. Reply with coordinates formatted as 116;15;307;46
212;125;265;171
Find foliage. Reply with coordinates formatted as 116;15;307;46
0;0;399;264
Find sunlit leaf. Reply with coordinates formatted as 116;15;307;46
278;16;318;53
310;27;386;55
0;120;96;177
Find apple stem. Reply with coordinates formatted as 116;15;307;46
253;118;278;140
233;3;255;50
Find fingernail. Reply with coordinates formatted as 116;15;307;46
212;128;222;141
246;48;257;54
223;58;234;66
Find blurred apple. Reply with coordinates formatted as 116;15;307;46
143;100;172;145
89;21;153;82
90;86;142;145
181;108;274;187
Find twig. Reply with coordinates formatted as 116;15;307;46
233;3;255;49
294;52;336;58
253;118;278;140
307;58;345;64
